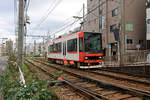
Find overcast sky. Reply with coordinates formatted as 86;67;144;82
0;0;86;44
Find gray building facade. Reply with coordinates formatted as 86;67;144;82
84;0;146;56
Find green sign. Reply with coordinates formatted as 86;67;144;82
126;24;133;31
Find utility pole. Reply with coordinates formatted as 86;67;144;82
99;0;102;33
83;3;85;31
120;0;125;66
106;0;110;58
18;0;24;67
24;25;27;57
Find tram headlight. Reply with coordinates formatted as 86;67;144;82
99;56;102;59
85;57;88;60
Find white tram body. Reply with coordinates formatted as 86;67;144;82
47;31;103;69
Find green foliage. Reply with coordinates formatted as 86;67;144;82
0;64;58;100
24;64;28;72
33;54;40;57
8;53;17;62
51;70;63;81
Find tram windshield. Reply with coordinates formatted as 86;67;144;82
84;32;102;53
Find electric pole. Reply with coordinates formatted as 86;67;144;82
106;0;110;58
99;0;102;33
18;0;24;67
120;0;125;66
83;3;85;31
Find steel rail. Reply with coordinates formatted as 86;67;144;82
87;70;150;86
98;67;150;78
31;58;150;99
25;59;105;100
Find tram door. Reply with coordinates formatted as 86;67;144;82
63;42;66;56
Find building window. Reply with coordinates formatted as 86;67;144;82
139;40;143;44
127;39;133;44
147;19;150;24
112;8;118;17
110;24;117;32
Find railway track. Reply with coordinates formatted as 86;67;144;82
88;70;150;86
97;67;150;79
25;59;100;100
36;58;150;87
26;58;150;100
34;58;150;92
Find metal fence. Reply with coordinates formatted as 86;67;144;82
104;50;150;67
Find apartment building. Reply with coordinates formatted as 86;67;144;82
84;0;146;56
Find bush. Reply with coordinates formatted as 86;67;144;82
0;64;58;100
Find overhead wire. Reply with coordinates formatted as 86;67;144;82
51;19;80;36
47;6;84;37
48;0;120;38
26;0;59;41
27;0;63;41
34;0;57;27
51;6;83;33
51;16;74;31
33;0;63;29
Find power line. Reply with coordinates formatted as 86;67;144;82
34;0;57;26
26;35;47;38
48;6;84;35
31;0;120;40
28;1;83;42
28;1;83;37
51;16;74;31
33;0;63;29
48;6;83;34
50;19;80;36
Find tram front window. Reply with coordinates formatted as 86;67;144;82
84;32;101;53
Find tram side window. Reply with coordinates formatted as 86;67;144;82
67;38;77;52
79;38;83;52
49;45;54;52
49;42;62;52
53;44;57;52
55;42;61;52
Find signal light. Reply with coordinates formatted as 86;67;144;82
70;61;74;65
64;61;68;65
